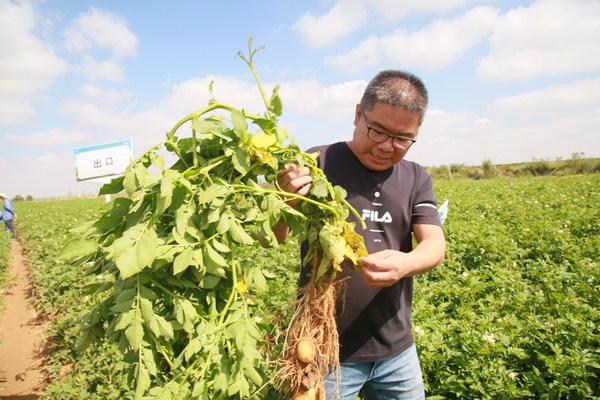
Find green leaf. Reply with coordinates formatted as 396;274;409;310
125;307;144;350
244;364;263;386
216;210;230;234
211;239;231;253
139;297;155;323
110;298;135;313
114;310;134;331
231;147;250;175
231;108;248;134
58;237;97;261
158;170;179;212
135;363;151;398
310;175;329;198
155;315;174;340
269;85;283;116
175;299;197;333
141;347;158;376
110;224;158;279
99;175;125;195
228;218;254;245
214;372;228;394
204;242;228;270
199;275;221;289
150;153;165;170
173;248;194;275
251;269;267;291
124;167;138;198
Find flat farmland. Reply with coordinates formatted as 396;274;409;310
3;174;598;399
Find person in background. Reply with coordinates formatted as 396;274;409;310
0;192;15;239
275;70;446;399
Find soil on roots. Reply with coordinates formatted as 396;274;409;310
276;277;342;399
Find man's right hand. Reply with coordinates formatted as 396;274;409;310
277;164;312;207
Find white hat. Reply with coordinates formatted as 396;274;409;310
0;193;6;198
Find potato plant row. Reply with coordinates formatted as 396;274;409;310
10;174;600;399
0;228;10;311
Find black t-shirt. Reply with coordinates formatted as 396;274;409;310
301;141;442;363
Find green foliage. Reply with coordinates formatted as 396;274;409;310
0;227;10;311
14;198;133;399
57;40;365;400
414;175;600;399
12;175;599;399
481;158;498;179
428;157;600;181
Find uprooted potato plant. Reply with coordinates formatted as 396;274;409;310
60;39;366;400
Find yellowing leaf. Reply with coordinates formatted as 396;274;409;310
251;133;276;149
343;222;368;269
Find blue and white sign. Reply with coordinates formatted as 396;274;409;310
74;139;133;182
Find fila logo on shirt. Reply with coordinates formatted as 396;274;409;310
361;209;392;223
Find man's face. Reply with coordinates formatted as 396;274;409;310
348;102;420;171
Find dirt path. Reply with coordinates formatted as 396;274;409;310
0;240;46;399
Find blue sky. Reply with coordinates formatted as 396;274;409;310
1;0;599;198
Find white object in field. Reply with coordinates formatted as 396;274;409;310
438;199;449;225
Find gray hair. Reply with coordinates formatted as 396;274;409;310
360;70;428;125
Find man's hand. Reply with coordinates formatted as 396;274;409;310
358;224;446;288
358;250;408;288
277;164;312;207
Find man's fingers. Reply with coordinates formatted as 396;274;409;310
297;182;311;197
278;166;312;194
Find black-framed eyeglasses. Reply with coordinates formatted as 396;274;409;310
362;110;416;150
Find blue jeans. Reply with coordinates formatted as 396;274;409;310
324;344;425;400
4;219;14;238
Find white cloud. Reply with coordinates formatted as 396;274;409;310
1;150;103;199
293;0;473;47
80;83;132;104
64;7;138;84
325;6;500;73
369;0;471;21
0;1;67;125
279;79;366;119
410;99;600;168
78;57;125;82
477;0;600;80
5;128;91;147
293;0;368;48
56;75;277;156
64;8;138;58
489;78;600;116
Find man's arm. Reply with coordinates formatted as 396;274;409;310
357;223;446;288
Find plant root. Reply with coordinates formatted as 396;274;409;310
275;275;342;399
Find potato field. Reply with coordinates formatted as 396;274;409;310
4;174;599;399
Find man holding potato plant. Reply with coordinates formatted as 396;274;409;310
276;70;446;399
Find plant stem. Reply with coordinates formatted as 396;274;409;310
191;128;198;168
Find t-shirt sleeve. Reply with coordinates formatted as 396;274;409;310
411;168;442;226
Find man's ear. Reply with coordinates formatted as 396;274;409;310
353;104;361;126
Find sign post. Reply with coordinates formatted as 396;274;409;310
74;140;133;201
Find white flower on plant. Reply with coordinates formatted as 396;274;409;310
462;271;469;278
509;372;518;380
414;325;425;337
482;332;497;344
